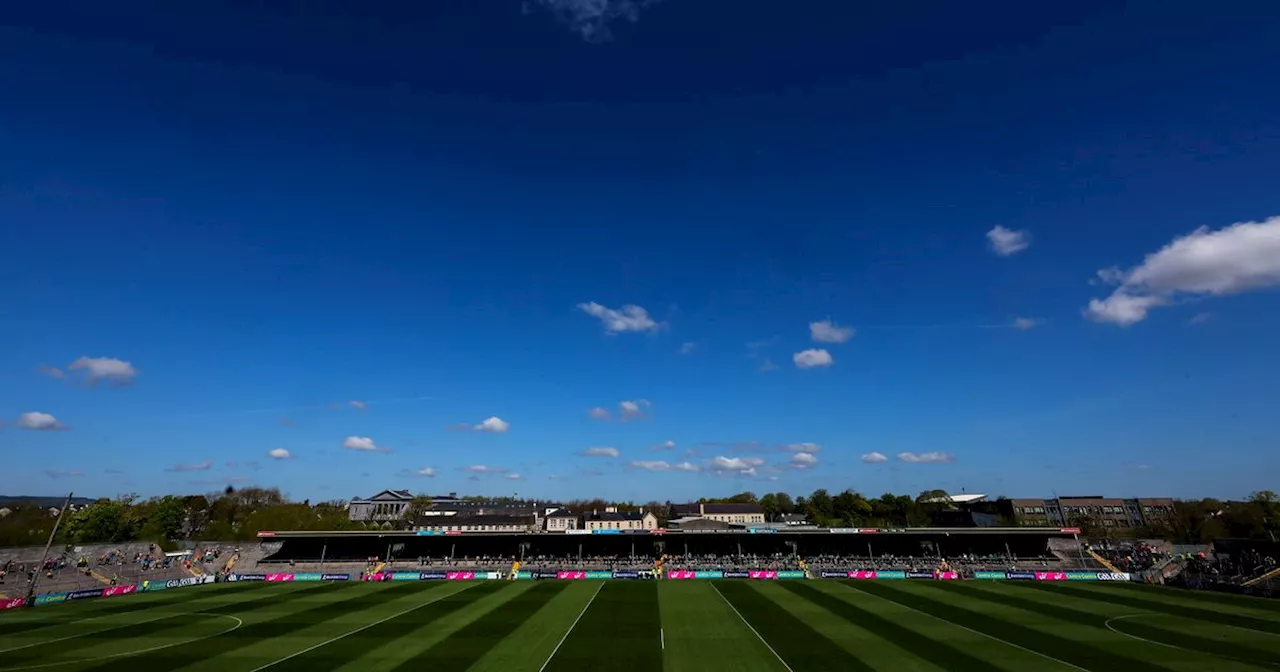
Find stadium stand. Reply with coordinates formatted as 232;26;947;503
0;542;198;595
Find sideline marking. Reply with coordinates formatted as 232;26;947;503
0;615;242;671
250;582;475;672
710;582;794;672
1104;613;1280;667
537;581;604;672
841;583;1089;672
660;627;664;650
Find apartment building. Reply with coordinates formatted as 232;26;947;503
1007;495;1175;529
544;508;580;531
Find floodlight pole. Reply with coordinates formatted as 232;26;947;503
25;492;73;607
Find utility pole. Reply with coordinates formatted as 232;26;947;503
25;492;73;607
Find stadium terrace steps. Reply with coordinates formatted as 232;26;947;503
1242;565;1280;587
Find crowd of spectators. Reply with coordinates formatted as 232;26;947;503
1086;541;1170;572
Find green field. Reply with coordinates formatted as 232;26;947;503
2;579;1278;671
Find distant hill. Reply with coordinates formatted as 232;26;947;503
0;496;96;508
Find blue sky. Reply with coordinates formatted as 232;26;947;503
3;0;1279;504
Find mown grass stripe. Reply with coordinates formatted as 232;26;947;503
394;581;569;672
715;581;874;672
542;581;662;672
781;581;990;672
843;581;1168;672
940;582;1280;667
1111;582;1280;614
0;583;266;636
1018;582;1280;635
79;582;396;671
0;583;329;667
264;582;510;672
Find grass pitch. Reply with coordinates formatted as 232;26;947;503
1;579;1277;671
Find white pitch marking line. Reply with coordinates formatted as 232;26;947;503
710;582;794;672
1104;613;1280;667
250;582;475;672
0;615;242;671
847;584;1090;672
538;581;604;672
660;627;664;650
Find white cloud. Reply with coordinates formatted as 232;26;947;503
784;442;821;453
619;399;651;420
16;411;67;431
530;0;661;43
349;400;366;410
654;440;676;451
810;320;855;343
987;225;1030;256
629;460;671;471
547;474;566;480
861;452;889;463
1189;312;1212;325
577;301;662;333
1085;216;1280;326
580;446;620;458
343;436;390;453
679;341;697;355
709;456;765;476
167;460;213;472
462;465;508;474
474;416;510;433
505;473;524;480
1013;317;1042;330
758;359;778;372
790;452;818;469
587;406;611;420
37;365;65;379
68;356;137;386
674;461;700;472
793;349;834;369
897;451;955;464
267;448;292;460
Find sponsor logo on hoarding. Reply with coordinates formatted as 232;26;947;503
876;571;906;579
515;571;533;580
935;571;959;580
292;573;323;581
565;529;592;535
1006;571;1037;580
973;571;1007;580
905;570;935;579
719;571;748;579
1096;573;1130;581
584;571;612;579
695;571;726;579
648;529;666;534
233;573;267;581
613;571;640;579
820;571;848;578
421;572;448;580
142;581;166;591
1;597;26;610
776;571;807;579
557;571;587;580
1063;572;1098;581
165;576;215;589
416;530;444;536
256;531;276;537
102;585;138;597
322;574;351;581
265;573;294;582
859;528;880;534
67;588;105;601
591;529;621;535
748;528;776;534
849;570;878;579
749;571;777;579
443;572;473;580
35;593;68;605
1059;528;1081;534
829;528;859;534
666;571;696;580
1036;572;1068;581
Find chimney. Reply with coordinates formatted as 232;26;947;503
699;503;705;516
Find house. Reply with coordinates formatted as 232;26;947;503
585;507;658;531
669;502;766;525
779;513;808;525
347;489;414;522
544;508;579;531
667;516;732;531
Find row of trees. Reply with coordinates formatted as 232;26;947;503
2;486;1276;547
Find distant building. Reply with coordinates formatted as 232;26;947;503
670;502;766;525
667;516;732;531
585;507;658;531
779;513;808;526
1005;496;1175;529
347;489;414;522
415;513;537;533
544;508;579;531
